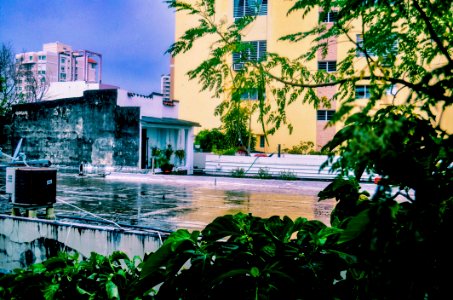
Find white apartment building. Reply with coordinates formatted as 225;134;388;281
15;42;102;101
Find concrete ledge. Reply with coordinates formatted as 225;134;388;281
0;214;168;272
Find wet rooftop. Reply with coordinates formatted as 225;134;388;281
0;171;378;232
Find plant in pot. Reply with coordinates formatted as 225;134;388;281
158;144;174;174
174;149;185;166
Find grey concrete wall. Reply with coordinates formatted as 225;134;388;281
9;89;140;167
0;215;166;272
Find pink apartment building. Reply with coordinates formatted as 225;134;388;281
15;42;102;101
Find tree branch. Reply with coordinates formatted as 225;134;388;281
413;0;453;65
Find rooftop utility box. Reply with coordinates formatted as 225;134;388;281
9;167;57;205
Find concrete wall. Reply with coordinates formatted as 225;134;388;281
9;89;140;167
204;154;374;181
0;215;166;272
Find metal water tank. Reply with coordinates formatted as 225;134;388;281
13;168;57;205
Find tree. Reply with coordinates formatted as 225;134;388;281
159;0;452;298
220;103;256;151
15;62;50;103
0;43;20;115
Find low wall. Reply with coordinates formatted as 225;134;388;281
0;215;168;272
205;154;374;181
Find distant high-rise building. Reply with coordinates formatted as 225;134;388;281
161;74;171;102
15;42;102;101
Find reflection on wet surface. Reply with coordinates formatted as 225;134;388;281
0;172;336;232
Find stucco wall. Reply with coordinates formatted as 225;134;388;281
9;89;140;167
0;215;166;272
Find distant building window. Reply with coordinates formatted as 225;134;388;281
320;11;338;23
29;56;33;60
355;85;371;99
60;73;66;80
61;67;65;72
240;88;265;100
234;0;268;18
317;110;335;121
259;135;265;148
233;40;267;70
38;55;46;61
318;61;337;72
61;58;66;64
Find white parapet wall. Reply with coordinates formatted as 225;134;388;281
0;215;168;272
204;154;375;181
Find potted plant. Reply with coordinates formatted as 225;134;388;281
158;145;174;174
174;149;185;166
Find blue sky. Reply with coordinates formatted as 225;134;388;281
0;0;175;95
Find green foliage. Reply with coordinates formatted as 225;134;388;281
153;145;175;170
0;251;141;300
195;128;227;152
163;1;453;297
283;140;315;154
213;147;237;156
221;104;256;150
257;167;272;179
132;213;346;300
279;170;298;181
174;149;185;165
3;1;451;299
231;167;245;178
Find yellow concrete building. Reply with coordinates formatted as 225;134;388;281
172;1;452;153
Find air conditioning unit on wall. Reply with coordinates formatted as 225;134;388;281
6;167;57;205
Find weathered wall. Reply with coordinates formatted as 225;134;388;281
9;89;140;167
0;215;166;272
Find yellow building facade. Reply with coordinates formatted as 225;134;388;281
172;1;453;153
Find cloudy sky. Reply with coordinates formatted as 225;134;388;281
0;0;175;94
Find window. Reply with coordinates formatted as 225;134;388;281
318;61;337;72
61;58;66;64
259;135;265;148
60;73;66;80
387;84;397;96
317;110;335;121
240;88;265;100
38;55;46;61
233;40;267;70
61;67;65;72
320;11;338;23
234;0;267;18
355;85;371;99
356;34;376;57
29;56;33;61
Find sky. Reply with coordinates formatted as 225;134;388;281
0;0;175;95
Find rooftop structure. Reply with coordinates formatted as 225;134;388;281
15;42;102;102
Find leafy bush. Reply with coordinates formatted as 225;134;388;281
195;128;227;152
279;170;298;180
132;213;346;300
213;147;237;156
231;167;245;177
257;167;272;179
0;251;141;300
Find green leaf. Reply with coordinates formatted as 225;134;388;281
338;209;371;244
106;280;119;299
